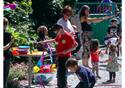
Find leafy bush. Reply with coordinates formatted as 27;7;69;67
8;24;37;47
4;0;32;25
7;63;28;88
8;63;28;80
4;0;38;48
63;0;77;8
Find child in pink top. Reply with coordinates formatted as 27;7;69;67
90;39;101;79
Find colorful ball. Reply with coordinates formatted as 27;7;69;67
51;64;57;72
40;65;51;73
33;66;40;73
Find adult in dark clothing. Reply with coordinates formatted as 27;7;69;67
104;18;121;55
79;5;112;68
4;17;13;88
66;59;96;88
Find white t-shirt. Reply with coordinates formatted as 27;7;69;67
57;18;75;33
104;37;118;45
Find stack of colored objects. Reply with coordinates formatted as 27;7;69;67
32;44;57;86
33;64;57;73
12;46;30;55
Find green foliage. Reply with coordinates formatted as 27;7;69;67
7;24;38;47
4;0;32;25
4;0;38;48
63;0;77;8
31;0;63;28
8;63;28;80
7;63;28;88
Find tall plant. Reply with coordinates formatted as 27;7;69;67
4;0;38;47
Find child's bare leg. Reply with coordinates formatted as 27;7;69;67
112;72;116;83
95;63;101;79
92;62;96;76
82;58;92;69
82;58;88;66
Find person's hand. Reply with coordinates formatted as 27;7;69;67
106;16;113;19
103;16;113;20
70;32;75;36
39;41;45;45
72;25;77;30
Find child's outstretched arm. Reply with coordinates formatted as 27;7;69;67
81;16;113;23
39;39;55;45
103;58;112;63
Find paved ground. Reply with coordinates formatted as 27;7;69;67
19;48;122;88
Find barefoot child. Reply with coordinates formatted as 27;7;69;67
90;39;101;79
65;59;96;88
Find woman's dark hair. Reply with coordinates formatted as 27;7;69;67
90;39;99;52
62;5;73;16
65;59;78;68
79;5;90;17
37;26;48;41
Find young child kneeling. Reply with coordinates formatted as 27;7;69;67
65;59;96;88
